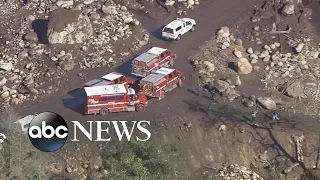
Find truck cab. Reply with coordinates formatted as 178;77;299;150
84;84;148;115
131;47;176;78
162;18;196;41
139;67;183;99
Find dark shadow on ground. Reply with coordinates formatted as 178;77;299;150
61;88;86;115
32;19;49;44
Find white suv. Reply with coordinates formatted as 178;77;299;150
162;18;196;41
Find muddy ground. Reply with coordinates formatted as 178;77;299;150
1;0;320;179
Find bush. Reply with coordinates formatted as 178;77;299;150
88;139;187;180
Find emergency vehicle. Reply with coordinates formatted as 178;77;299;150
84;84;148;115
139;67;183;99
162;18;196;41
131;47;176;78
84;72;133;87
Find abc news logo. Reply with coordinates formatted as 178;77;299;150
28;112;151;152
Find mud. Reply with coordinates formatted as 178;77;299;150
4;0;320;179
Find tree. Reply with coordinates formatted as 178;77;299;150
87;139;188;180
0;109;45;179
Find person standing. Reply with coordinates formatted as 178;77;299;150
197;83;201;96
252;110;258;122
207;103;212;115
272;111;279;121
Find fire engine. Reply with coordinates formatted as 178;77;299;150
139;67;183;99
84;72;133;87
84;84;148;115
131;47;176;78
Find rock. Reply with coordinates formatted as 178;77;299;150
242;98;255;107
56;0;73;8
259;50;269;58
83;163;89;169
233;50;242;58
66;166;72;173
1;91;10;99
55;163;62;170
131;20;140;26
101;5;118;14
236;58;252;74
247;47;253;54
213;80;230;93
295;43;305;53
187;0;195;6
10;98;19;105
124;17;133;24
219;124;226;131
47;9;93;44
284;81;303;98
234;38;242;46
249;54;258;60
24;31;38;42
226;74;241;86
217;27;230;38
0;63;13;71
282;3;295;16
257;97;276;110
100;167;108;174
0;77;7;86
89;12;100;20
59;59;75;71
203;61;215;72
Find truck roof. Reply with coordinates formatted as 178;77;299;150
101;72;123;81
134;52;157;62
147;47;167;55
164;19;185;29
84;84;127;96
155;67;175;75
141;73;166;84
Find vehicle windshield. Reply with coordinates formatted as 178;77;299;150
163;28;174;34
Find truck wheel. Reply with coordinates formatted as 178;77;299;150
169;60;174;66
190;25;196;32
178;78;182;87
99;108;108;116
136;104;145;112
176;35;181;41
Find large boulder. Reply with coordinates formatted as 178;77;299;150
284;81;303;98
236;58;252;74
47;9;93;44
257;97;276;110
282;3;295;16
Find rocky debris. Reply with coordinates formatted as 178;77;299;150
0;63;12;71
212;80;230;93
257;97;276;110
0;0;149;110
47;9;93;44
218;124;226;131
236;58;252;74
233;49;242;58
282;81;304;98
216;27;232;50
218;164;263;180
291;135;304;162
203;61;215;72
282;3;295;16
226;74;241;86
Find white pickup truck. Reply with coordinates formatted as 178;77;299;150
162;18;196;41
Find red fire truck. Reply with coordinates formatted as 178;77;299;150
84;84;148;115
131;47;176;78
139;67;183;99
84;72;133;87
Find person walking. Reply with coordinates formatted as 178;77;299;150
207;103;212;115
272;111;279;121
252;110;258;122
196;83;201;96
